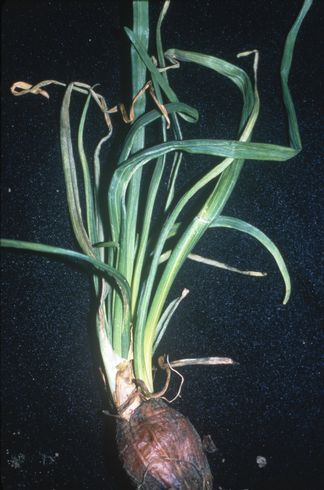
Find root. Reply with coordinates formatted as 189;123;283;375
134;354;184;404
161;355;185;404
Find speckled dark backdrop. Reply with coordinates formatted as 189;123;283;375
1;1;323;489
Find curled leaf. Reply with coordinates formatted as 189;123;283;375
11;81;50;99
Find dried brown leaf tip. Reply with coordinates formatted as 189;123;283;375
117;80;170;128
10;81;50;99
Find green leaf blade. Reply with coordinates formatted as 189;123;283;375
211;216;291;304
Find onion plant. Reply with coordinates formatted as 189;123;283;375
1;1;312;487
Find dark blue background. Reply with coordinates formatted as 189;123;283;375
1;1;323;489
